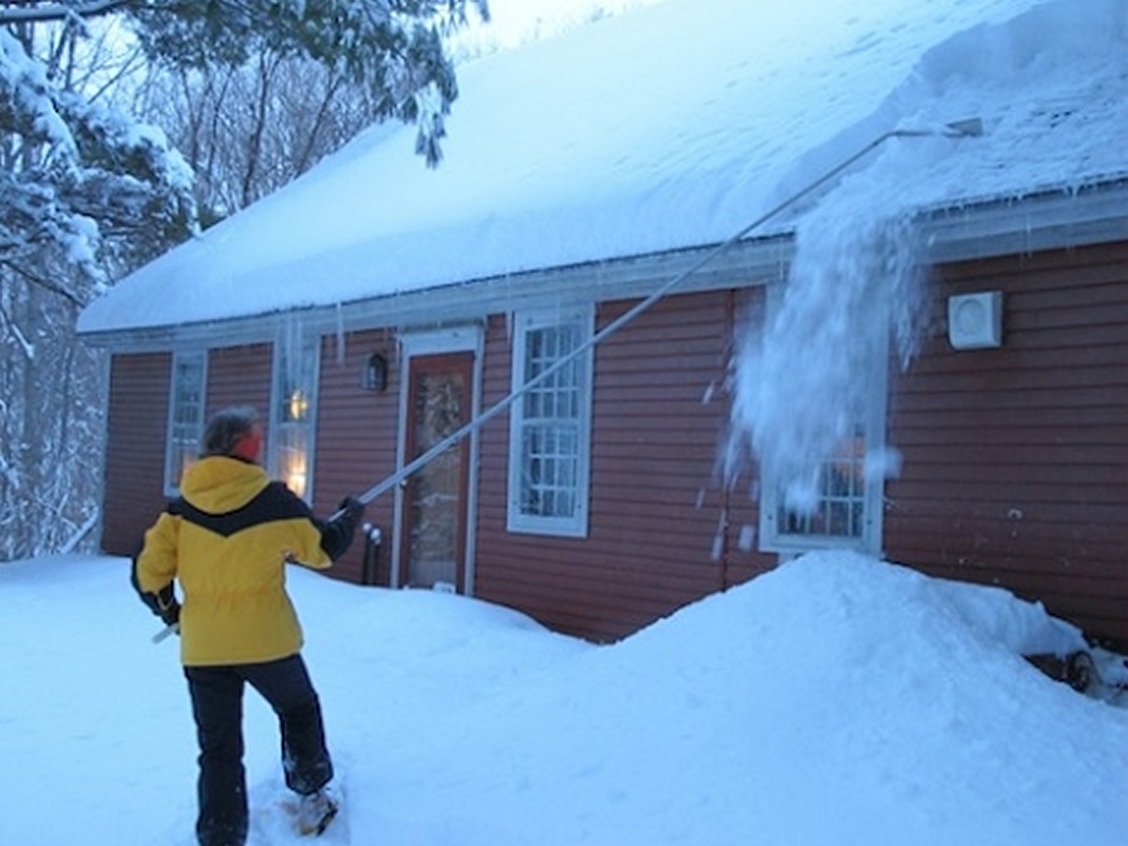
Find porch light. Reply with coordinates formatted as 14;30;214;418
363;353;388;392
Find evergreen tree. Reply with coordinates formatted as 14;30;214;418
127;0;483;166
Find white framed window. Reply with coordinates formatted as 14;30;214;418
749;264;894;557
760;425;885;554
164;350;207;495
269;330;320;501
507;307;594;537
759;354;889;557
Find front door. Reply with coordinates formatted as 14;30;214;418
398;352;473;591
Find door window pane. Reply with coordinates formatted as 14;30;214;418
406;368;467;588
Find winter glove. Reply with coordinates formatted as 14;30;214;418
141;582;180;627
339;496;366;523
156;590;181;628
320;496;365;561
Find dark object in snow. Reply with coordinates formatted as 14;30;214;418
1025;651;1098;693
297;788;340;837
276;785;342;838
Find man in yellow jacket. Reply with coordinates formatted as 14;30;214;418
133;405;364;846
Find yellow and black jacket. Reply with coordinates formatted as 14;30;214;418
134;456;357;667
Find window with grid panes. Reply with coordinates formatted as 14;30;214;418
164;351;207;494
755;272;890;555
507;308;593;537
269;332;319;501
780;428;867;540
760;421;886;555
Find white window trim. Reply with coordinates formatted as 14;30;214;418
267;335;321;503
758;289;889;557
163;350;207;497
506;306;594;538
758;419;887;555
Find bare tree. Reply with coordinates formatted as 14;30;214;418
137;51;390;218
0;274;104;560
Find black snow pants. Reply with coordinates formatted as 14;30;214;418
184;653;334;846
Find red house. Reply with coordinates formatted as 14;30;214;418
78;0;1128;647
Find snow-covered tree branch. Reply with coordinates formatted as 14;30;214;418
0;0;134;26
1;0;487;560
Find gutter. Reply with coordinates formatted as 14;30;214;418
77;177;1128;354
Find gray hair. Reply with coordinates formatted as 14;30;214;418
202;405;260;457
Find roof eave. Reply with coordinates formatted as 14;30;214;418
920;177;1128;263
78;235;796;353
79;181;1128;353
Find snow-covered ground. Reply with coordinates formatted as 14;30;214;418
1;549;1125;845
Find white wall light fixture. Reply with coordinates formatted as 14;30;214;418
948;291;1003;350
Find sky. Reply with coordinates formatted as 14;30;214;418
77;0;1128;336
449;0;670;56
1;548;1125;845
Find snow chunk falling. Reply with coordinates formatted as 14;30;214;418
726;202;926;510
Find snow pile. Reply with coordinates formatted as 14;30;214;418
1;550;1125;845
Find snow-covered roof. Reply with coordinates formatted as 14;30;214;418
77;0;1128;337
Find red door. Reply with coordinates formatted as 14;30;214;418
398;352;473;591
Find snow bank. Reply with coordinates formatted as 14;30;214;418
1;550;1124;845
415;551;1110;845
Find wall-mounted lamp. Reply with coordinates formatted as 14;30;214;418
363;352;388;392
286;388;309;421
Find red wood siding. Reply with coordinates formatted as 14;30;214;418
885;242;1128;647
312;331;399;584
704;288;768;590
206;343;272;416
205;340;388;581
97;241;1126;648
101;344;273;556
101;353;171;555
473;290;777;642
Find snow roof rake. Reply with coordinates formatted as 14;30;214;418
149;117;983;643
339;118;985;514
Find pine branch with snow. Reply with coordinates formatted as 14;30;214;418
125;0;488;166
1;26;197;293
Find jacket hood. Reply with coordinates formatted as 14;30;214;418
179;456;271;514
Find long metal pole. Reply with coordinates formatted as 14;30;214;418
155;123;980;643
346;129;910;514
